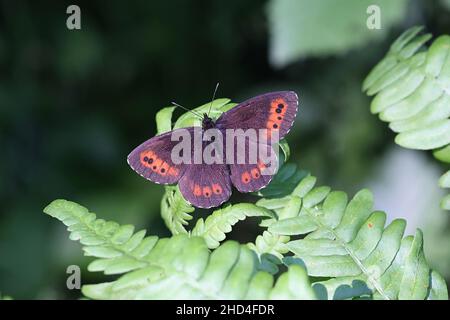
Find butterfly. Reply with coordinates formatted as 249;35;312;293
127;91;299;208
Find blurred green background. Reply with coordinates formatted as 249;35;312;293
0;0;449;299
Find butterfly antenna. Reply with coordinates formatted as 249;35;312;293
171;101;202;119
207;82;220;117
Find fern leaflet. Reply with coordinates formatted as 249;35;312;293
256;168;448;300
363;26;450;209
191;203;275;249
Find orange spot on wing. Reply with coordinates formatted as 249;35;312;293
251;168;260;179
152;158;163;171
168;167;179;176
203;186;212;198
266;120;275;130
212;184;222;194
270;98;287;112
159;162;169;175
268;98;287;131
140;150;156;167
241;172;251;184
368;223;373;228
266;118;280;134
257;160;267;171
193;184;202;196
269;113;283;123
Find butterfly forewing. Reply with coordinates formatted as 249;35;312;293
127;128;193;184
216;91;298;142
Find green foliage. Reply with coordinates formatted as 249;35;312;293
160;185;194;235
363;26;450;209
44;200;316;300
256;170;448;300
267;0;408;67
44;166;448;299
256;162;309;198
191;203;274;249
439;171;450;210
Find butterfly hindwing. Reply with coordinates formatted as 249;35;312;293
216;91;298;142
178;163;232;208
127;128;193;184
228;138;277;192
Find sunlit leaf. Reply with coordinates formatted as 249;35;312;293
268;0;408;67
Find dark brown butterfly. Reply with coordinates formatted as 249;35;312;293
128;91;299;208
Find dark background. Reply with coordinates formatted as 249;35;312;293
0;0;449;299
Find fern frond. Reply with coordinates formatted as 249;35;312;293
191;203;275;249
161;186;194;235
44;200;316;300
363;26;450;209
257;171;448;300
247;231;290;275
247;174;311;272
257;162;309;198
44;200;158;275
155;106;176;134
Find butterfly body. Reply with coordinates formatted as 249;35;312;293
128;91;299;208
201;113;216;130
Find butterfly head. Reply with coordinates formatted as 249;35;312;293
202;113;215;130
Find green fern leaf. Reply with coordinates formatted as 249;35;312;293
364;26;450;149
249;174;327;273
364;26;450;209
191;203;275;249
44;199;158;275
155;106;176;134
257;171;448;300
161;185;194;235
434;144;450;162
44;199;316;300
257;163;309;198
